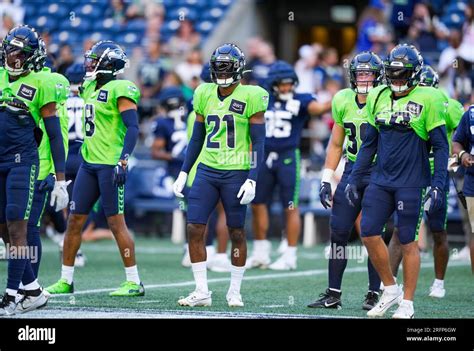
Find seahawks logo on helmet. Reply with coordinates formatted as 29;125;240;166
2;25;46;76
84;40;129;82
210;43;248;87
419;65;439;88
349;51;384;94
384;44;423;93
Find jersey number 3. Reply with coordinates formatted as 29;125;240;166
206;114;235;149
343;122;367;155
84;103;96;137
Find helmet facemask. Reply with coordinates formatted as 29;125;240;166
351;69;376;95
211;59;238;87
273;78;297;101
4;40;35;76
84;47;129;82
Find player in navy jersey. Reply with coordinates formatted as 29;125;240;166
345;44;449;318
248;60;331;270
151;87;188;180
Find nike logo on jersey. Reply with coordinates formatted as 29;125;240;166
17;84;36;101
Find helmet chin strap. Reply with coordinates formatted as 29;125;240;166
355;85;373;95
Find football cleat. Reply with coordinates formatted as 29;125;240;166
392;300;414;319
0;294;17;316
109;281;145;297
207;254;231;273
45;278;74;294
268;254;297;271
226;292;244;307
362;291;380;311
307;289;342;309
16;288;48;313
277;238;288;254
428;284;446;298
367;285;402;317
178;290;212;307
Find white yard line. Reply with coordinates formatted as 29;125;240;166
50;260;470;297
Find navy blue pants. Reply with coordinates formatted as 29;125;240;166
361;183;425;244
187;164;248;228
71;161;124;217
253;149;301;208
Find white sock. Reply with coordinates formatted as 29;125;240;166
253;240;268;253
61;265;74;284
19;282;24;289
6;288;17;297
401;299;413;308
206;245;216;258
24;279;40;291
285;246;297;257
329;288;341;293
433;279;444;288
384;284;399;295
191;261;208;293
228;265;245;296
215;253;228;260
125;265;141;285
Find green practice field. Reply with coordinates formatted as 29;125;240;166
2;238;472;319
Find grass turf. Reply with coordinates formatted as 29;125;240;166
2;237;472;318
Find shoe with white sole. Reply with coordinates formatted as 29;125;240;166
392;300;414;319
367;285;402;317
207;254;231;273
428;284;446;298
268;254;297;271
0;294;17;316
181;245;191;268
75;250;86;267
277;238;288;254
227;292;244;307
245;254;271;269
16;288;48;314
178;290;212;307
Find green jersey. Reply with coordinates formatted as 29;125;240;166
37;71;70;180
80;79;140;165
0;68;59;126
366;84;447;139
332;88;369;162
186;110;203;186
193;82;269;170
427;92;464;173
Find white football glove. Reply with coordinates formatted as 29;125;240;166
50;180;72;211
173;171;188;198
237;179;256;205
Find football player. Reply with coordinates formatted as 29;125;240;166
173;43;268;307
0;25;69;315
247;60;331;271
46;41;144;297
308;51;383;310
388;65;464;298
346;44;449;318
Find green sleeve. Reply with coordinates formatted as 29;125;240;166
187;111;196;140
365;86;378;129
113;80;140;105
331;90;344;127
37;74;59;109
247;86;269;117
447;98;464;131
425;89;447;132
193;83;207;116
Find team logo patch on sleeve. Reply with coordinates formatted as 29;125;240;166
128;85;137;95
229;99;246;115
17;84;37;101
97;90;108;102
406;101;423;117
